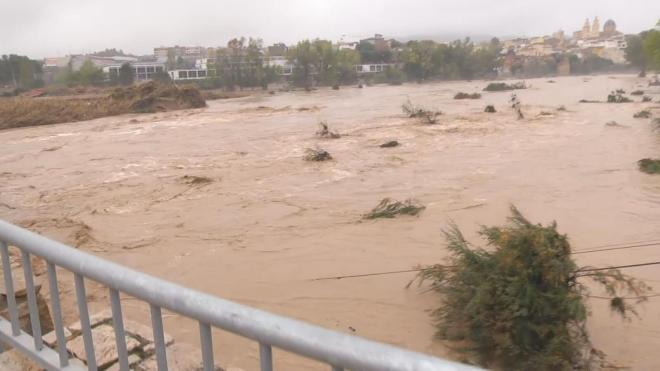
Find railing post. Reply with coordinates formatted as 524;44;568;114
259;343;273;371
74;273;97;371
199;321;214;371
110;288;129;371
150;304;168;371
21;250;43;350
46;262;69;367
0;241;21;336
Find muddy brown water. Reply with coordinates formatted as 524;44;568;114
1;74;660;370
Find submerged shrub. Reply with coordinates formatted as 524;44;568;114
607;89;632;103
363;198;425;219
303;148;332;161
484;105;496;113
316;121;341;139
410;206;649;370
178;175;213;185
402;99;440;124
633;110;652;119
642;96;652;102
630;90;644;96
638;158;660;174
454;92;482;99
483;82;527;92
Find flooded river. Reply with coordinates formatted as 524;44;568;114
1;74;659;370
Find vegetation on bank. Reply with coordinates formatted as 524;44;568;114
0;81;205;130
410;206;649;370
638;158;660;174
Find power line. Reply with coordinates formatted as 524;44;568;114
573;241;660;255
576;260;660;274
310;238;660;281
311;269;422;281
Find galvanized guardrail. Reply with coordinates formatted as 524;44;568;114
0;219;481;371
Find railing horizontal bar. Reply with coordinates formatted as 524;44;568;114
0;317;86;371
0;220;481;371
46;262;69;367
0;241;21;336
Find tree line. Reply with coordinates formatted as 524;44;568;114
4;21;660;93
0;55;44;90
625;19;660;74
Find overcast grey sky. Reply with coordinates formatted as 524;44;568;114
2;0;659;58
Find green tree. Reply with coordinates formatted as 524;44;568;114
288;39;320;88
166;49;176;70
0;54;43;89
401;40;437;81
77;59;104;85
643;30;660;71
625;34;646;73
117;62;134;85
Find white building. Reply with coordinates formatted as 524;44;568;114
104;62;166;81
355;63;395;73
265;56;293;75
167;69;209;81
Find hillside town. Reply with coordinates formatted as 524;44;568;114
30;17;648;87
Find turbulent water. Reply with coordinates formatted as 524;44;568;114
1;75;659;370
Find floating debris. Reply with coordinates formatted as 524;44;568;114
379;140;399;148
178;175;213;185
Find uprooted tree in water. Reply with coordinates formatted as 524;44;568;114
409;206;650;370
510;93;524;119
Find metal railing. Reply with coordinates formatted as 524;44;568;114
0;219;481;371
